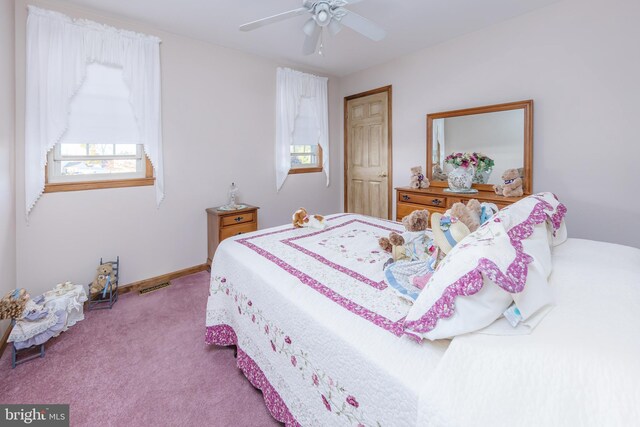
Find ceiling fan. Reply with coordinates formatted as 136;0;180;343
239;0;386;55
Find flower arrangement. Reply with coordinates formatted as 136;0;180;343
444;152;494;173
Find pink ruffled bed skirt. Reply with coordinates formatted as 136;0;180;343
206;324;301;427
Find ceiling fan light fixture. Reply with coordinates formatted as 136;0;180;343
328;19;342;36
317;10;329;25
239;0;387;56
303;18;317;36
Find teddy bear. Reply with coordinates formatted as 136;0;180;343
430;200;500;257
493;168;524;197
379;209;430;262
432;164;448;181
410;166;429;189
292;207;326;230
449;199;482;232
90;263;117;296
0;288;29;320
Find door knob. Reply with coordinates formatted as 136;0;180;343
378;173;388;178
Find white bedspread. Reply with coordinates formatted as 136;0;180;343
206;214;449;426
206;213;640;427
418;238;640;427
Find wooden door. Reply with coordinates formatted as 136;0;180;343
345;87;392;219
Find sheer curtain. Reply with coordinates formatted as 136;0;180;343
25;6;163;214
62;63;140;145
275;67;329;191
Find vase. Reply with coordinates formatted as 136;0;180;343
473;168;493;184
448;166;475;191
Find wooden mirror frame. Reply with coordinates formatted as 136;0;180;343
426;100;533;195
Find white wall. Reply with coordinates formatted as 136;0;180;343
339;0;640;247
15;0;342;295
1;0;16;337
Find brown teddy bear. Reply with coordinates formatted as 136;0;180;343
449;199;482;232
493;168;524;197
432;164;448;181
0;289;29;320
90;263;116;296
379;209;430;262
410;166;429;189
292;207;326;229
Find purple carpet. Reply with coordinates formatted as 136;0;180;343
0;271;280;426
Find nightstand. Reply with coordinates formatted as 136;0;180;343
206;205;259;269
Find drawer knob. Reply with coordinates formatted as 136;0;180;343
402;195;410;201
432;199;442;205
234;216;244;222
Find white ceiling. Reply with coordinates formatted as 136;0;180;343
65;0;561;76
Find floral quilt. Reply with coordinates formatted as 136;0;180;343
205;214;448;427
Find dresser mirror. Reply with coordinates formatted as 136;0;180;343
426;100;533;194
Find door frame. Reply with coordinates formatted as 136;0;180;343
343;85;393;219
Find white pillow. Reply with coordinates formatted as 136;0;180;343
403;192;567;340
403;219;513;340
499;193;566;319
512;222;553;320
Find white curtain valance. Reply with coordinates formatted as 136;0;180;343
275;67;329;191
25;6;164;214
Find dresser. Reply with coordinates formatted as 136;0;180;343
395;187;524;222
206;205;259;268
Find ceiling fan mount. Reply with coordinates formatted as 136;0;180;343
240;0;385;55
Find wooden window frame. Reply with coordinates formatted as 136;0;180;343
288;145;323;175
44;155;155;193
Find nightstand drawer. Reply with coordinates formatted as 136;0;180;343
221;212;255;227
397;191;446;208
220;222;257;241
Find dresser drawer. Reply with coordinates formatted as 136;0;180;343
398;205;447;225
446;197;462;207
396;202;447;221
397;202;426;220
221;212;255;227
220;222;257;241
397;191;446;208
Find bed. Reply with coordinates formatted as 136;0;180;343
205;213;640;426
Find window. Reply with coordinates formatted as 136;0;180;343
45;143;153;192
275;67;329;190
288;96;323;174
26;7;163;212
290;145;323;173
43;63;154;193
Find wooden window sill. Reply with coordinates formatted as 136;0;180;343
289;167;323;175
44;177;155;193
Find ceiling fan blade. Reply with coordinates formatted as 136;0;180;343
339;10;386;41
302;25;321;55
240;7;308;32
